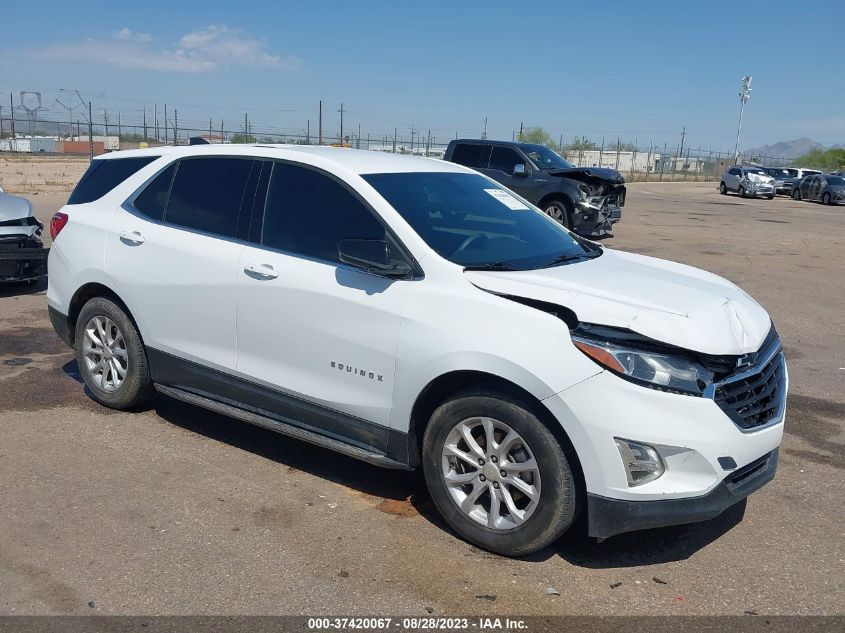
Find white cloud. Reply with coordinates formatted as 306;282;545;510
28;24;298;73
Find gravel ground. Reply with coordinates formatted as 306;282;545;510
0;183;842;616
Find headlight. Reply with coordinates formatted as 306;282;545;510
571;330;714;396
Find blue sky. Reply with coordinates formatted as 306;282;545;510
1;0;841;150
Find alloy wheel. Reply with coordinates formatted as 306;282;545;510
82;315;128;392
441;416;541;530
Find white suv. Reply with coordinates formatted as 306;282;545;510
48;145;786;556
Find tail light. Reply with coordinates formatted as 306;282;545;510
49;212;69;241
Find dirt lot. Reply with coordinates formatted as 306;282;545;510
0;183;842;616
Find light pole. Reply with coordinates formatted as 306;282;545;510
733;75;752;163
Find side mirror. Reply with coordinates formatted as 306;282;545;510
513;163;528;177
338;239;412;278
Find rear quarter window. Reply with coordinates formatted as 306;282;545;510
67;157;158;205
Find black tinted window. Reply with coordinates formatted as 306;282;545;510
262;163;385;263
165;158;254;238
68;157;157;204
133;164;175;221
489;147;523;174
450;144;484;168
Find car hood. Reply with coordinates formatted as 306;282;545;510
547;167;625;185
464;249;771;355
0;191;34;222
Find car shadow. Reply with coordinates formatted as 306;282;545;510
151;393;441;521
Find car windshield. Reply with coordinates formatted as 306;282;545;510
745;169;768;176
363;172;599;270
766;168;791;178
827;176;845;185
519;144;574;170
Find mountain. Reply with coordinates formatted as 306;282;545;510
744;138;826;159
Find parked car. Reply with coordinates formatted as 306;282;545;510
0;189;48;283
720;166;776;199
48;146;786;556
444;139;625;238
791;173;845;204
761;167;797;195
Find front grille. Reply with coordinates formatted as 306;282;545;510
713;342;786;431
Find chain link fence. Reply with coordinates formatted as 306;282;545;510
0;116;826;194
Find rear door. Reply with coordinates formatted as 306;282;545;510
801;176;814;199
234;161;411;451
107;156;258;394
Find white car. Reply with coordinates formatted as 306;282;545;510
47;145;786;556
720;166;776;199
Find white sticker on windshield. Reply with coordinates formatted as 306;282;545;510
484;188;530;210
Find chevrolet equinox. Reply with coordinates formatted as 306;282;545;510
48;145;786;556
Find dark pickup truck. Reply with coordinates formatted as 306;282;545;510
444;139;625;238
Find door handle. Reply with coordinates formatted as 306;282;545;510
243;263;279;280
119;231;145;246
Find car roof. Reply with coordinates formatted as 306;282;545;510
94;144;470;175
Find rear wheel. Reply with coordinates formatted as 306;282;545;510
719;182;727;195
793;189;801;200
822;192;832;205
543;199;572;229
767;195;774;200
422;390;578;557
75;297;154;410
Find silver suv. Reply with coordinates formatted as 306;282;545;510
720;166;775;199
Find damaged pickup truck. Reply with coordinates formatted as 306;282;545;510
444;139;625;238
0;187;48;283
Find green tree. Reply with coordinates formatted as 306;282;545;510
518;126;557;149
230;133;257;144
793;148;845;171
568;136;598;151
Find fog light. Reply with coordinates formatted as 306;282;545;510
614;438;665;486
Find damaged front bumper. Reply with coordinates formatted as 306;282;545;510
573;195;624;239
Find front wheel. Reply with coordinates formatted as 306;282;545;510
738;185;747;198
75;297;155;409
719;182;727;195
422;390;578;557
543;199;572;229
767;195;774;200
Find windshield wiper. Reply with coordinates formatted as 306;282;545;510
463;261;522;272
541;252;599;268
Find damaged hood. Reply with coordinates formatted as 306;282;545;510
465;249;771;355
547;167;625;185
0;191;34;222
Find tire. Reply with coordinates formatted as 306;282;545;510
793;189;801;200
75;297;154;410
738;185;747;198
823;193;831;205
719;182;727;195
543;198;572;229
422;389;578;557
767;195;774;200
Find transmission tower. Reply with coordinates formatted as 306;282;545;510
17;91;44;136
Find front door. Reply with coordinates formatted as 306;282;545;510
235;161;410;452
481;146;534;199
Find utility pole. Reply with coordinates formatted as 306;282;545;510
410;127;416;153
306;119;310;144
164;104;168;144
118;111;122;141
174;109;178;145
87;101;93;160
482;117;488;140
518;121;523;141
103;109;110;139
9;94;15;143
677;125;686;159
143;107;147;141
733;75;752;163
244;113;249;141
426;129;431;157
318;100;323;145
338;103;344;145
357;123;361;149
220;119;224;143
393;127;397;153
559;133;563;153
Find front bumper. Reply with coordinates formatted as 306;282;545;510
573;201;623;239
587;448;778;539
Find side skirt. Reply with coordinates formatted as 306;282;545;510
155;384;413;470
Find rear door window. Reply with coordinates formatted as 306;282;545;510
164;157;255;238
68;157;158;204
450;144;491;169
132;164;175;221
